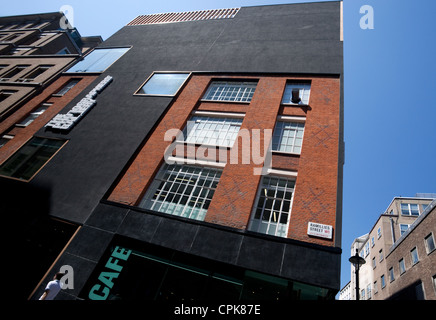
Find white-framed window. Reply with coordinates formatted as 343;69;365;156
367;284;372;299
0;64;8;74
374;281;378;294
54;79;80;96
10;47;31;56
56;47;71;55
389;267;395;282
411;247;419;265
372;257;376;269
425;233;435;254
365;242;370;257
139;163;222;221
433;275;436;295
400;224;411;236
399;258;406;275
0;135;14;148
16;103;52;127
202;81;257;102
0;64;30;80
248;174;295;238
371;236;375;247
281;82;311;105
1;33;23;42
183;112;243;147
19;65;53;82
0;89;17;102
272;116;305;154
401;203;420;216
377;227;382;239
33;32;57;47
136;72;190;96
379;249;383;262
66;47;130;73
381;275;386;288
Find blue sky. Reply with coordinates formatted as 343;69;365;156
2;0;435;294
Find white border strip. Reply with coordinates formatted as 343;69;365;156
192;110;245;119
277;115;306;122
267;168;298;177
166;156;226;168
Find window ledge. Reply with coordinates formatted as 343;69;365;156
200;99;251;105
281;103;310;108
271;150;301;156
174;140;233;150
133;93;176;97
63;72;102;75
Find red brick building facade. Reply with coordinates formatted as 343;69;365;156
108;73;341;246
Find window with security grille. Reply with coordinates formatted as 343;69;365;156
282;82;311;105
183;115;243;147
272;121;305;154
139;164;222;221
202;81;257;102
248;175;295;238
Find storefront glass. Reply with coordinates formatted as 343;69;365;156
80;236;331;301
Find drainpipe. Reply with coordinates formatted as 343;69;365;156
390;218;396;244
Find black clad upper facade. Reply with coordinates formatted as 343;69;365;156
30;1;343;224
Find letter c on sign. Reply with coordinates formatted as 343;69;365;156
88;284;109;300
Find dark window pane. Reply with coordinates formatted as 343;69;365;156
0;137;65;180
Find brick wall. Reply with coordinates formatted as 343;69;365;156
107;73;341;246
385;208;436;300
288;77;341;245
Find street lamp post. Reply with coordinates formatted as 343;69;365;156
349;248;366;300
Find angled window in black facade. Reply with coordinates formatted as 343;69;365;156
0;137;66;181
66;47;130;73
136;72;190;96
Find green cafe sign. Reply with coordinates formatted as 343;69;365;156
88;246;131;300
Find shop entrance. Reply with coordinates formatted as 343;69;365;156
80;236;331;301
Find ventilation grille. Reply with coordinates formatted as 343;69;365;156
127;8;240;25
